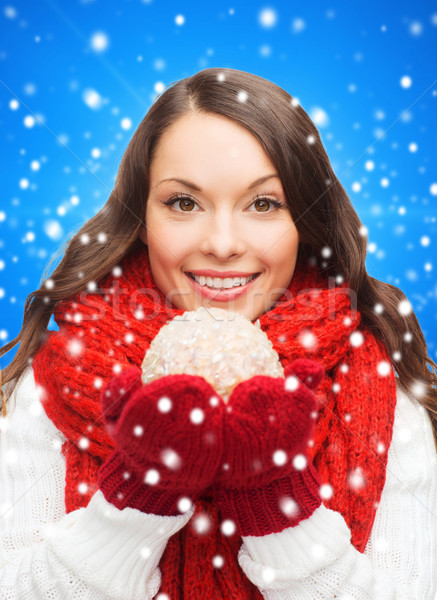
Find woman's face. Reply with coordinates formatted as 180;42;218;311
141;112;299;322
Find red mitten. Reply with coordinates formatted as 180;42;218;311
98;367;226;516
213;359;324;537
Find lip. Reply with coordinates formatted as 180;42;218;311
187;269;258;278
185;272;261;302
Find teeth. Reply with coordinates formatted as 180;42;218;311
192;274;255;289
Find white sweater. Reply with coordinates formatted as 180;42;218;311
0;367;436;599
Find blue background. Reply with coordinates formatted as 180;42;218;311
1;0;436;367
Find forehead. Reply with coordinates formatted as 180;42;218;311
150;112;279;187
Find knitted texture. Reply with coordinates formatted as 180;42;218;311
214;360;325;536
98;369;226;515
32;243;397;599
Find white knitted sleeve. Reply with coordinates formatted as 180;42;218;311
238;383;437;599
0;367;192;599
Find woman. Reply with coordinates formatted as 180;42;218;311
1;67;436;599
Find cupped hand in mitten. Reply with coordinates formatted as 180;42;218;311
98;366;226;515
213;358;325;536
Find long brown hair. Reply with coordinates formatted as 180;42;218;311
1;67;436;439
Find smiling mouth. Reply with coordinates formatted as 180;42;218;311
187;272;260;290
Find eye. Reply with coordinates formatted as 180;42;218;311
162;194;199;212
251;196;286;212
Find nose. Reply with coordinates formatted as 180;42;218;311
199;211;246;260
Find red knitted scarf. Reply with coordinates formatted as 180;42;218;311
33;243;397;599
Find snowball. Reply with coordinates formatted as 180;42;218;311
141;307;283;402
112;266;122;277
365;160;375;171
237;91;248;103
408;142;418;153
78;437;89;449
133;425;144;437
321;246;332;258
430;183;437;196
400;75;412;89
175;14;185;25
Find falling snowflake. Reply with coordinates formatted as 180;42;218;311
292;454;307;470
192;513;212;535
319;483;334;500
157;396;172;413
279;496;299;517
67;339;83;356
299;330;317;350
377;361;391;376
349;331;364;347
144;469;160;485
161;448;181;470
78;437;90;450
78;482;88;494
212;555;224;568
285;375;299;391
177;497;192;512
190;408;204;424
260;566;276;584
221;519;236;536
140;546;151;559
272;449;287;466
347;468;365;491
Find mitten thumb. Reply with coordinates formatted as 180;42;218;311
284;359;324;392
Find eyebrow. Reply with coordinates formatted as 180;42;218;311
157;174;281;191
